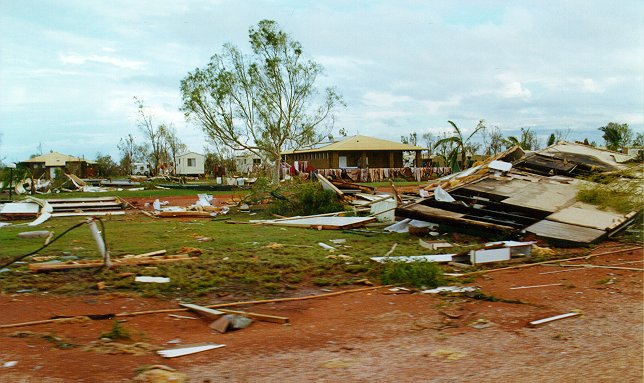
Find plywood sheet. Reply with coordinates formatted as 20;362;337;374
525;219;605;244
461;178;533;198
546;202;628;230
501;181;578;213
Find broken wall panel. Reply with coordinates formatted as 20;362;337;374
525;219;606;245
545;202;633;231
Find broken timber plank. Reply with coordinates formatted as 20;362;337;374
316;174;344;196
396;204;516;233
179;303;225;320
28;255;197;272
528;312;581;327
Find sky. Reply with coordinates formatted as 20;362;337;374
1;0;643;163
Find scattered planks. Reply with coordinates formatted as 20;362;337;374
0;285;389;329
28;254;196;272
457;245;643;277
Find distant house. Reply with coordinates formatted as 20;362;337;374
175;152;205;176
235;152;263;174
283;135;425;169
20;151;96;179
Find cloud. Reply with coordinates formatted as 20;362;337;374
422;96;464;114
59;53;146;70
500;81;532;99
361;91;413;108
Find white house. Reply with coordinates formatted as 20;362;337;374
175;152;205;176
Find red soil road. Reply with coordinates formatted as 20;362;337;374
0;244;641;382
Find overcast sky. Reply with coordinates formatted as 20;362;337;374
1;0;643;163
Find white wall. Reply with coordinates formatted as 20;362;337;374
176;152;205;175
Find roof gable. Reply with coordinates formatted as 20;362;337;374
22;152;86;167
286;135;425;154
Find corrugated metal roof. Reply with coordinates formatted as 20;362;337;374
21;152;86;167
284;135;425;154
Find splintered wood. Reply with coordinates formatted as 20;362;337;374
28;254;197;272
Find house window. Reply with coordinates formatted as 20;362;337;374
188;158;196;167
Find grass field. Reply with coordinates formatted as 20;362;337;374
0;210;475;301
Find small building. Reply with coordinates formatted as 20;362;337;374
175;151;205;176
20;151;95;179
235;152;262;174
283;135;425;169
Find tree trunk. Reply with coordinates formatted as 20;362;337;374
273;152;282;184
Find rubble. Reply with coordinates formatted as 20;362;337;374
395;146;640;246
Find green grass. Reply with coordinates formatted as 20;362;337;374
379;261;444;288
0;209;459;299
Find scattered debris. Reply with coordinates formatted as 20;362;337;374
84;340;158;356
528;312;581;327
421;286;479;294
318;242;336;251
28;254;198;272
469;318;495;329
418;239;453;251
157;343;226;358
132;365;187;383
510;283;564;290
431;349;467;360
210;314;253;333
135;276;171;283
249;215;377;230
2;361;17;368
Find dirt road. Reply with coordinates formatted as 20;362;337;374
0;244;641;382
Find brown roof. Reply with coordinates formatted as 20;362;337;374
285;135;425;154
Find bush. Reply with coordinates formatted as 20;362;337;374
380;261;444;288
270;180;346;216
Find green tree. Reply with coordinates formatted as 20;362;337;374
400;132;418;146
180;19;343;182
504;127;540;150
599;122;632;151
633;132;644;147
95;153;118;177
547;133;556;147
434;120;485;172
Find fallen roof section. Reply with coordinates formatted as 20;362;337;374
396;145;640;246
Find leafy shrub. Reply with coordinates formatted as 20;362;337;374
380;261;444;288
270;180;346;216
100;321;131;341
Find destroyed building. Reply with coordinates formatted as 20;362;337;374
396;144;640;246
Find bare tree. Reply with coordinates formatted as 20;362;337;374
135;97;166;176
481;126;505;155
160;124;187;175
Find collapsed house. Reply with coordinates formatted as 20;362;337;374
396;145;640;246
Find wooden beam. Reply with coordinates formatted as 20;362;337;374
28;255;196;272
529;312;580;327
218;309;289;324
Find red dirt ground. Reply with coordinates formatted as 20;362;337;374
0;243;641;382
